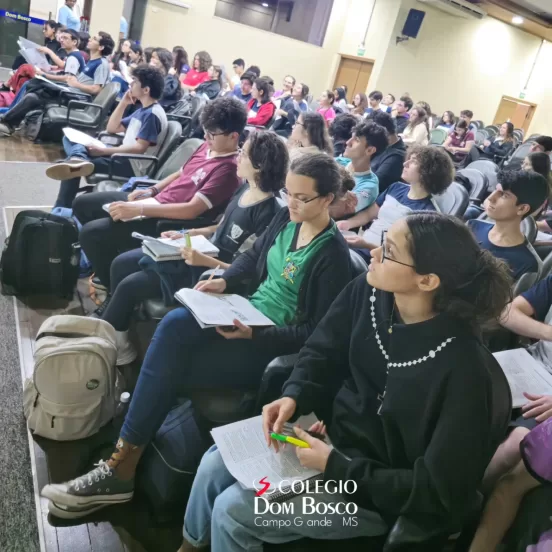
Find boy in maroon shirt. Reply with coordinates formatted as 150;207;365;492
73;96;246;288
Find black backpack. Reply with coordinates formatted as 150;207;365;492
0;210;80;298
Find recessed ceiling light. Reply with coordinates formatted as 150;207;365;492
262;2;269;6
512;16;524;24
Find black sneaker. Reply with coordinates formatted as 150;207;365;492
48;499;108;519
91;276;108;291
41;459;134;509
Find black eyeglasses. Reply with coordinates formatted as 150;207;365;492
280;188;320;205
204;128;228;140
380;231;415;268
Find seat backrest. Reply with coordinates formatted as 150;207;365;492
429;128;447;145
475;129;488;145
485;125;498;138
88;82;120;122
349;249;368;276
150;121;182;177
455;168;488;202
156;138;204;180
308;99;320;112
503;141;532;169
513;271;539;297
539;249;552;280
466;159;499;192
431;181;469;217
475;120;485;129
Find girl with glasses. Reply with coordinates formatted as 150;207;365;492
42;153;355;517
176;212;512;552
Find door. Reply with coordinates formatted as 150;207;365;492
493;96;537;133
0;0;31;68
333;55;374;99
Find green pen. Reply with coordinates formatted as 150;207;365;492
270;432;310;448
184;232;192;248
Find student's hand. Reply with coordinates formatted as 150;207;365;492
34;67;44;76
262;397;297;450
344;191;358;212
337;220;352;231
180;247;209;266
86;145;105;157
121;90;135;105
345;235;368;249
308;420;327;436
294;427;332;472
161;230;183;239
38;46;52;55
216;319;253;340
483;140;491;148
168;67;177;76
127;188;153;201
194;278;227;294
66;75;79;87
522;393;552;422
109;201;141;221
275;108;286;117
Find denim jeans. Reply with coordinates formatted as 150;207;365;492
183;446;388;552
120;307;276;447
55;137;134;208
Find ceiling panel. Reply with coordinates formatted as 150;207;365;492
503;0;552;24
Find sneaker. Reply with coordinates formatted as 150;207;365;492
0;122;14;137
41;459;134;509
91;276;108;291
46;159;94;181
41;439;141;509
115;330;138;366
48;499;108;520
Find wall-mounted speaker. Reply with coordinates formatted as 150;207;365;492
402;8;426;39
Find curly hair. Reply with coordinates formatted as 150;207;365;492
246;131;289;192
337;165;355;196
353;121;388;156
300;112;333;155
132;64;165;100
201;96;247;135
194;50;212;73
406;145;454;195
329;113;358;143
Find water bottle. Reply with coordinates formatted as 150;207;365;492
112;392;131;433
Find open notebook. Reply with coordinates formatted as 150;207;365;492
174;288;274;329
493;348;552;408
132;232;219;261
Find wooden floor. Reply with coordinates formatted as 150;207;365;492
0;135;62;163
5;207;184;552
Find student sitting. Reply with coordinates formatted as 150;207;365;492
394;95;412;134
45;65;167;208
332;121;388;218
169;46;189;77
229;58;245;87
462;122;515;167
127;43;143;69
229;72;254;103
317;90;336;126
349;92;368;117
291;82;309;113
399;106;429;146
0;32;114;137
94;131;288;364
176;212;512;552
37;29;85;76
467;170;548;280
333;86;348;112
192;65;222;101
246;77;275;127
531;135;552;155
73;96;246;289
149;48;182;110
41;153;354;514
329;113;358;157
181;51;212;90
338;146;453;255
287;112;333;162
382;92;395;110
437;110;455;130
459;109;477;133
442;119;475;165
364;89;391;115
366;110;407;193
12;20;64;71
273;75;295;99
416;101;433;128
271;93;298;138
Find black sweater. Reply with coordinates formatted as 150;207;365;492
222;208;353;356
371;138;407;193
283;275;507;532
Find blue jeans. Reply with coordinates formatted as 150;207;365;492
120;307;276;446
55;137;134;208
183;446;388;552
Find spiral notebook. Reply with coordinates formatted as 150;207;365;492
211;413;330;503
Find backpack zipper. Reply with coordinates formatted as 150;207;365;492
51;416;55;428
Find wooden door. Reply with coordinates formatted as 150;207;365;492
333;55;374;99
493;96;537;133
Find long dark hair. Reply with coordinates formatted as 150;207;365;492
152;47;173;74
129;43;143;64
300;112;333;155
439;110;455;126
407;106;430;139
527;152;552;181
501;121;515;143
172;46;188;74
352;93;368;116
254;77;274;104
194;50;212;73
405;212;512;328
246;131;289;192
334;87;347;102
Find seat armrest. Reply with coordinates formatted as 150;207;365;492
130;178;160;191
168;114;192;123
155;217;215;233
59;88;92;105
255;354;299;410
198;269;226;281
108;154;159;179
98;131;124;147
67;100;102;123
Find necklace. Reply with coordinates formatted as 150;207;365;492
370;288;455;415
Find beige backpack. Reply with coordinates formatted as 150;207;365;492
23;315;121;441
